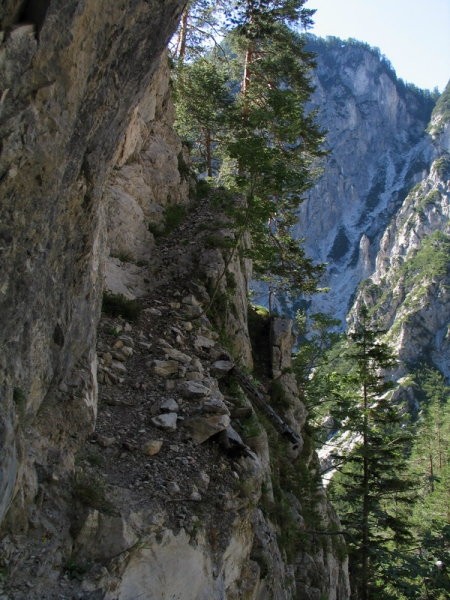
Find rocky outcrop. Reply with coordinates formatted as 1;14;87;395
293;36;436;322
0;0;185;535
349;82;450;380
104;53;190;299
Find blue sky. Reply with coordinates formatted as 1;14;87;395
308;0;450;92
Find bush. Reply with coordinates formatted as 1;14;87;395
102;292;140;321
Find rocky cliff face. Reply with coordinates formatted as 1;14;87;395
349;82;450;381
0;5;349;599
294;37;436;323
0;0;185;560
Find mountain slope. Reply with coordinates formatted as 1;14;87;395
293;36;437;323
350;81;450;380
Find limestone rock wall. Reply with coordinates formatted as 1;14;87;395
349;86;450;380
292;36;436;322
0;0;185;529
104;54;190;299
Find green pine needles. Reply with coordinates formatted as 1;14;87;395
172;0;325;307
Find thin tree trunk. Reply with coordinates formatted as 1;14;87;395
177;6;189;63
361;380;370;600
429;453;434;492
205;128;212;177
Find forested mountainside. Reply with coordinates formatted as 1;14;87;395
293;36;438;324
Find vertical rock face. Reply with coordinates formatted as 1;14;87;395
104;55;190;299
0;0;185;527
349;82;450;380
294;37;436;322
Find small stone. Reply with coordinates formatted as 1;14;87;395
211;360;234;378
142;440;163;456
184;414;230;444
160;398;179;413
167;481;180;495
96;434;115;448
196;471;210;492
179;380;211;399
200;396;230;415
191;358;204;372
164;347;192;364
151;412;178;431
194;335;216;350
182;321;193;331
113;340;124;349
138;341;152;350
152;360;179;377
169;302;181;309
122;440;137;452
103;352;113;366
121;345;133;357
190;486;202;502
185;372;203;381
147;308;162;316
111;360;127;373
182;294;200;306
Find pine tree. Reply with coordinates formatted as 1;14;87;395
328;306;415;600
172;0;326;304
174;56;233;176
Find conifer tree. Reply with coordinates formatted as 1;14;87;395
328;307;415;600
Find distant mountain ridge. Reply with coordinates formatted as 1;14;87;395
293;36;438;325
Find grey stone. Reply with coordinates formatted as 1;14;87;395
151;413;178;431
164;347;192;364
184;414;230;444
210;360;234;378
160;398;179;413
167;481;181;495
152;360;179;377
179;380;211;399
200;396;230;415
142;440;163;456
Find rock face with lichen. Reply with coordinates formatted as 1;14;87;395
0;4;350;598
0;0;185;538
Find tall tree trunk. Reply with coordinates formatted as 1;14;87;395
361;380;370;600
177;5;189;63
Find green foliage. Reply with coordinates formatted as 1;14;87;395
293;311;342;387
172;1;325;307
429;80;450;134
400;231;450;285
325;307;416;599
102;292;140;322
372;368;450;599
72;473;118;516
64;558;91;580
247;304;271;377
433;154;450;180
174;57;233;175
163;204;187;233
